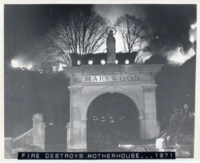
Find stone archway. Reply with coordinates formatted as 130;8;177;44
86;93;140;152
82;86;143;120
64;64;162;152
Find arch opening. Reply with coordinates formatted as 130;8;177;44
86;93;140;152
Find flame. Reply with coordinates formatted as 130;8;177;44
11;60;20;68
11;58;34;70
27;65;33;70
167;47;195;66
168;22;197;66
189;22;196;43
190;23;196;30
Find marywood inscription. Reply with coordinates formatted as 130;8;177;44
82;75;140;82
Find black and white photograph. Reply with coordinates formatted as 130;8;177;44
3;2;199;160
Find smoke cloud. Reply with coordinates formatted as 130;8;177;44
6;5;197;71
93;5;146;25
94;5;196;66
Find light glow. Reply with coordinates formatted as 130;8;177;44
110;116;114;123
11;58;35;70
57;63;67;71
120;144;133;148
101;60;106;65
190;36;195;43
190;23;196;30
11;60;20;68
189;22;196;43
168;47;195;66
101;117;105;122
125;60;129;64
27;65;32;70
88;60;93;65
77;60;81;65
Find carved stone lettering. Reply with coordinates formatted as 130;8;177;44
82;75;140;82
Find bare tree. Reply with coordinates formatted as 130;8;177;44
115;14;153;62
47;10;108;59
42;38;73;70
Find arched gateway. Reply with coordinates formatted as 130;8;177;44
87;93;140;151
64;64;162;152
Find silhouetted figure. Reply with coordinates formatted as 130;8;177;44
106;30;116;64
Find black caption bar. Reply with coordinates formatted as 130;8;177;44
18;152;175;159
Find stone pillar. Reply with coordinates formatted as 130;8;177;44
67;86;86;151
138;116;145;139
81;120;87;151
32;113;45;149
142;85;160;139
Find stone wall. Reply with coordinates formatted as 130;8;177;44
4;113;46;158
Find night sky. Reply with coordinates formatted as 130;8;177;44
5;4;196;67
4;4;196;148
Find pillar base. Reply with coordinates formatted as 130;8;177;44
145;125;160;139
67;149;87;152
107;61;115;64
